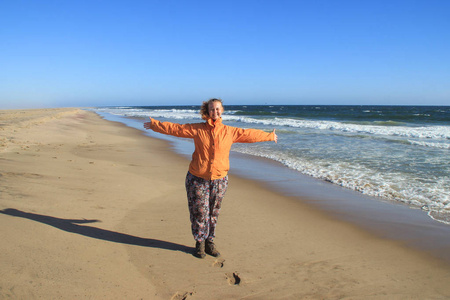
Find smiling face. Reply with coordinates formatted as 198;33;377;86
208;101;224;120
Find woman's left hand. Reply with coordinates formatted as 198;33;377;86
273;129;278;143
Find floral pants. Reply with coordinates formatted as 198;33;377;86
185;172;229;242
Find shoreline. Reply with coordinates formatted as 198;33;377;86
1;108;450;299
98;110;450;263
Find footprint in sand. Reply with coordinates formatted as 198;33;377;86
225;272;241;285
212;259;225;268
171;291;193;300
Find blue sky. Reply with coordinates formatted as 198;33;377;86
1;0;449;108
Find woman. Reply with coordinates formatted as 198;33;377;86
144;98;277;258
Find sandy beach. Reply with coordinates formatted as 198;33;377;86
1;108;450;299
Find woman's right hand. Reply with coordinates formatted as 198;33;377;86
144;117;153;130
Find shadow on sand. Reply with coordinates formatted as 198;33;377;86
0;208;193;254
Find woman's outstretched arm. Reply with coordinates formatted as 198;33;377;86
233;127;278;144
143;117;197;138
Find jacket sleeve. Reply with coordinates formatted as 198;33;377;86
150;119;196;138
232;127;274;143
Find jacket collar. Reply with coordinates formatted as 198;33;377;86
207;117;223;127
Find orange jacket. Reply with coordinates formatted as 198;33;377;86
150;117;275;180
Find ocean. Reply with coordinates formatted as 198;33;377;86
94;105;450;226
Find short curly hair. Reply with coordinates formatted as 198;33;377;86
200;98;224;120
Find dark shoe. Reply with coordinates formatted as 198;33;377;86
205;240;221;257
194;241;206;259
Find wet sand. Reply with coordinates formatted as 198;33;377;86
1;108;450;299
